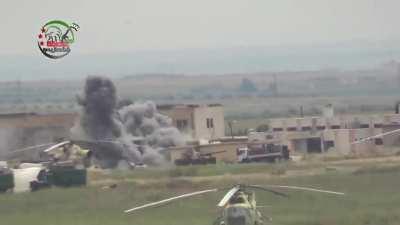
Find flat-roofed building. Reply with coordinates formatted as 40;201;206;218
158;104;224;141
0;112;77;158
248;113;400;155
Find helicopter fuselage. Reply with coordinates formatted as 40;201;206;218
217;191;264;225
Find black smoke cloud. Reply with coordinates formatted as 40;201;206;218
71;76;184;168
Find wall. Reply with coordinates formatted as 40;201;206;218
0;113;77;158
330;129;352;154
159;106;195;137
256;113;400;155
323;128;383;155
291;139;308;153
0;113;75;128
193;106;225;140
268;113;400;132
159;104;225;141
382;125;400;146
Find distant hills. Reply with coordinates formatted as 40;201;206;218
1;41;400;81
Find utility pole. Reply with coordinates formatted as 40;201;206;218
398;63;400;88
228;120;237;139
300;106;304;118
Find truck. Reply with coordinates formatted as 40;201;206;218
174;149;226;166
237;143;289;163
30;165;87;191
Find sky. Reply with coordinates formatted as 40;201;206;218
1;0;400;80
1;0;399;55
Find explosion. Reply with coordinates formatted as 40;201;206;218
71;76;184;168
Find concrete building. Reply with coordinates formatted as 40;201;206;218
158;104;225;141
0;112;77;157
249;113;400;155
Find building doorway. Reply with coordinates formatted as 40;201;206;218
306;138;322;153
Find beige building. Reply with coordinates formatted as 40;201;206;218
0;112;77;159
249;113;400;155
158;104;225;141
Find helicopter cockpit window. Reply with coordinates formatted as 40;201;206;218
229;196;245;204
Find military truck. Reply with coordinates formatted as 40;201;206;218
30;165;87;191
237;143;290;163
174;149;226;166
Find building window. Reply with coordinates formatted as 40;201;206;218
360;124;369;128
265;134;274;139
287;127;297;131
317;126;326;130
374;124;382;128
272;127;283;132
206;118;214;128
302;126;311;131
331;125;340;129
324;140;334;149
177;119;188;130
375;138;383;145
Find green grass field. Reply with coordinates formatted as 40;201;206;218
1;160;400;225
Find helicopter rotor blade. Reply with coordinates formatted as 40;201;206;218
72;139;124;145
256;205;272;208
3;142;55;156
258;185;345;195
217;186;240;207
247;185;289;198
125;189;218;213
351;128;400;145
43;139;121;153
43;141;71;153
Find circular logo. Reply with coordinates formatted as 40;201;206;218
37;20;79;59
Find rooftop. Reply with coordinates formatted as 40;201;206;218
157;103;222;110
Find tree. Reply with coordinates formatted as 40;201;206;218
239;78;258;92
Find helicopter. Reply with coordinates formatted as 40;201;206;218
2;139;143;169
124;184;345;225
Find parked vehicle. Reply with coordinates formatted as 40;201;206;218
237;143;290;163
175;148;226;166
